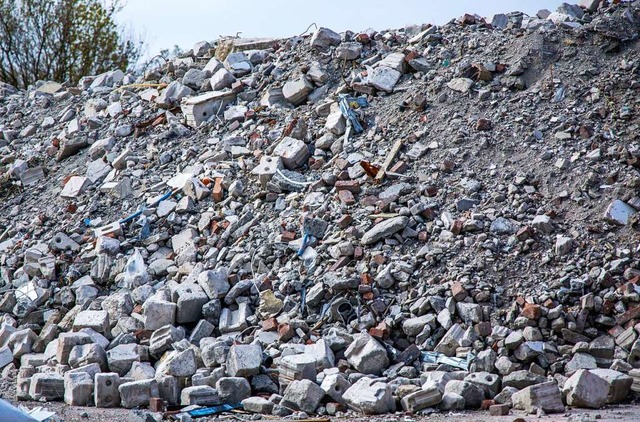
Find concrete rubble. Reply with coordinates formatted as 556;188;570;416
0;0;639;418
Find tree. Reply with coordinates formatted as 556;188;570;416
0;0;143;88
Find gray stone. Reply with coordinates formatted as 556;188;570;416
447;78;474;93
494;386;519;405
532;215;554;234
566;353;597;374
182;68;207;90
490;217;519;235
198;268;230;299
335;42;362;60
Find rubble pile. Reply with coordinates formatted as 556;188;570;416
0;0;639;418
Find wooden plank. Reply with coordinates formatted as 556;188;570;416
374;139;402;183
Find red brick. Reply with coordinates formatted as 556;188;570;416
425;185;438;197
149;398;165;412
281;231;296;242
372;254;386;265
369;322;390;339
440;159;455;172
212;177;224;202
262;318;278;331
390;160;408;174
418;231;428;241
481;399;495;410
337;215;353;228
451;282;468;302
330;256;350;271
360;273;373;285
231;80;244;93
404;50;419;62
489;404;509;416
451;220;463;235
476;118;492;131
228;120;240;131
278;323;295;341
338;190;355;206
352;82;375;95
521;303;541;320
616;304;640;326
335;180;361;193
353;246;363;259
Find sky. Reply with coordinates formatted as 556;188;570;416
117;0;565;59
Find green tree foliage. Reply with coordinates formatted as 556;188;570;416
0;0;142;88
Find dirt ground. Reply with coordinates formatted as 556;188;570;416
6;401;640;422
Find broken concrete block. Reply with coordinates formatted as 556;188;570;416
143;299;176;331
310;27;341;51
210;68;236;91
604;200;637;226
444;380;484;409
511;381;564;414
29;373;64;401
401;384;443;412
227;344;262;377
344;333;389;375
273;136;310;170
283;77;314;106
281;379;325;413
118;379;159;409
216;377;251;404
173;283;208;324
64;371;94;406
589;369;633;404
180;385;220;406
73;310;110;338
343;377;395;414
181;91;236;128
367;66;401;92
563;369;609;409
320;373;351;404
242;396;274;414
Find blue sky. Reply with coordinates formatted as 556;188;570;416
118;0;565;58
